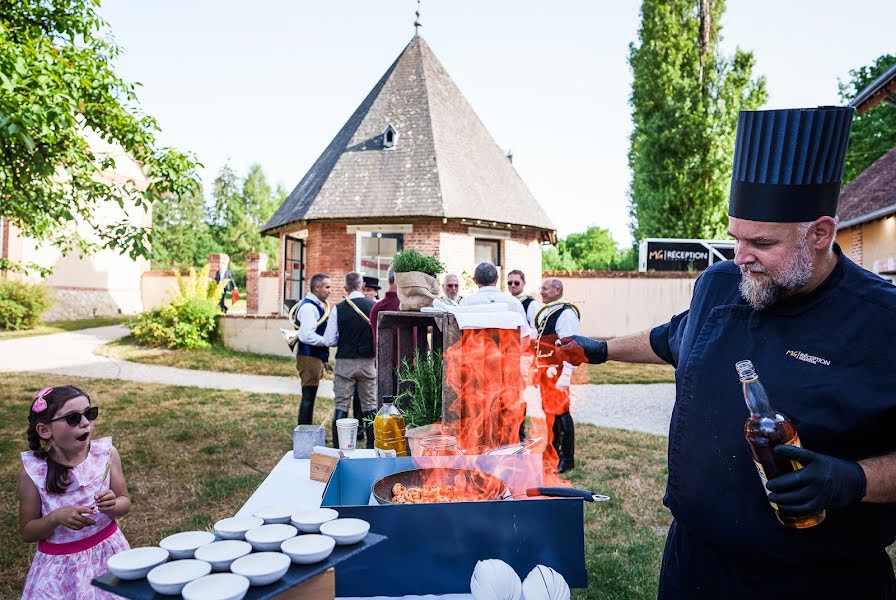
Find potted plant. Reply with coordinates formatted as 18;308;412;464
395;350;445;456
391;249;445;310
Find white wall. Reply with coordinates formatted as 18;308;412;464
219;315;294;357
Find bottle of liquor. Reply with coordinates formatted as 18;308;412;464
735;360;825;529
373;396;408;458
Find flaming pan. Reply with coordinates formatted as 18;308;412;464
372;468;609;505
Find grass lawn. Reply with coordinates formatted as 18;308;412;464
576;361;676;385
0;373;672;599
0;316;131;341
95;335;322;378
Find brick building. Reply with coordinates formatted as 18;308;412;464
261;34;555;310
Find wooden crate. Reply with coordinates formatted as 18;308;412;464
375;311;460;422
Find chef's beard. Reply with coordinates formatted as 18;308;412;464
739;236;814;311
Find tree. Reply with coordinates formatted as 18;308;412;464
563;227;619;270
838;54;896;184
150;188;215;269
210;163;282;266
0;0;200;272
628;0;766;241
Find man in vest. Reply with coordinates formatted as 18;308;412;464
295;273;332;426
507;269;541;329
323;272;377;448
440;273;462;305
536;277;579;473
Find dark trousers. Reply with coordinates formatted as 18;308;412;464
658;520;896;600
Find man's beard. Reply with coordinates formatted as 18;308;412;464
739;240;814;311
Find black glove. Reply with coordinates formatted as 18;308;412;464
556;335;608;366
766;445;866;514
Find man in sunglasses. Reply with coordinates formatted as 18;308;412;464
507;270;540;329
440;273;462;306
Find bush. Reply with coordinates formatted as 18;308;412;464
391;249;445;277
0;280;52;330
395;351;443;428
129;265;225;348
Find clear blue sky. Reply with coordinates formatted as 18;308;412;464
100;0;895;246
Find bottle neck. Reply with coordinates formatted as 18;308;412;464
742;378;774;418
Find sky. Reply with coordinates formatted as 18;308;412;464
99;0;896;247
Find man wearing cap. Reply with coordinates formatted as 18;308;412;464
363;275;381;300
294;273;332;426
323;272;377;448
559;107;896;597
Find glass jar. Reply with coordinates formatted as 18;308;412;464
373;397;408;457
419;435;459;457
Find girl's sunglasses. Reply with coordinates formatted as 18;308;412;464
49;406;99;427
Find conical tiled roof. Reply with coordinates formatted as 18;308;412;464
263;36;554;234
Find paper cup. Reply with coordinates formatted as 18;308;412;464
336;418;359;450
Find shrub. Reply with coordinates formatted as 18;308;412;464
0;280;52;330
129;265;225;348
391;249;445;277
395;351;443;428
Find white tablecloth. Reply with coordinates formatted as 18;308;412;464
238;450;473;600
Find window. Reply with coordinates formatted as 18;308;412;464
356;232;403;289
474;238;501;267
283;236;304;310
383;124;398;148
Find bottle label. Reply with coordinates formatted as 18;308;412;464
753;434;803;510
375;448;397;458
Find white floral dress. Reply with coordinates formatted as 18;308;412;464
21;437;130;599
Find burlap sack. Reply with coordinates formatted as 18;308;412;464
395;271;441;310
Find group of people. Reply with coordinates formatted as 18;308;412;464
291;260;584;474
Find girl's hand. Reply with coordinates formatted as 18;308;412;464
51;506;97;530
95;490;117;513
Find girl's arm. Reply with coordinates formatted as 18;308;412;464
18;468;95;543
95;447;131;518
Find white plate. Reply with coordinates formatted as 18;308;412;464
159;531;216;559
230;551;291;586
214;516;264;540
194;540;252;572
290;508;339;533
281;534;335;564
252;504;293;524
147;559;211;595
107;546;169;580
244;523;298;551
182;573;250;600
319;518;370;545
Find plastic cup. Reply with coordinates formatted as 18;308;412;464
336;418;359;450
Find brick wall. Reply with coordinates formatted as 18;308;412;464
245;252;268;314
851;224;864;267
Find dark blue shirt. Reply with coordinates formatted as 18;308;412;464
650;246;896;564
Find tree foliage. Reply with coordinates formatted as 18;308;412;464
838;54;896;184
0;0;200;272
542;226;636;271
150;187;215;270
628;0;766;241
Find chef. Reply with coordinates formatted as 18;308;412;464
559;107;896;598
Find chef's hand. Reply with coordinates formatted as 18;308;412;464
556;336;607;366
766;446;866;513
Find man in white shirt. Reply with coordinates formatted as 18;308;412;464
440;273;462;305
507;269;541;329
323;272;377;448
459;263;532;338
535;277;579;473
294;273;332;425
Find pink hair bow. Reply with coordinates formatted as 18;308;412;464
32;387;52;413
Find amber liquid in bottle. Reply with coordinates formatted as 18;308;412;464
736;360;825;529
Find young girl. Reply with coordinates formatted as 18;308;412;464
18;385;131;599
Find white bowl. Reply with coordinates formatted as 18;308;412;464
194;540;253;572
252;504;293;524
245;524;298;552
159;531;216;559
147;559;211;595
281;534;336;564
107;546;169;580
214;516;264;540
291;508;339;533
319;518;370;545
182;573;250;600
230;551;291;586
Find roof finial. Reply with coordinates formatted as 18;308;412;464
414;0;422;36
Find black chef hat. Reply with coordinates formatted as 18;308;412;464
728;106;853;222
363;276;381;290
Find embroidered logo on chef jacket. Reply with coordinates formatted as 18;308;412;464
785;349;831;367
